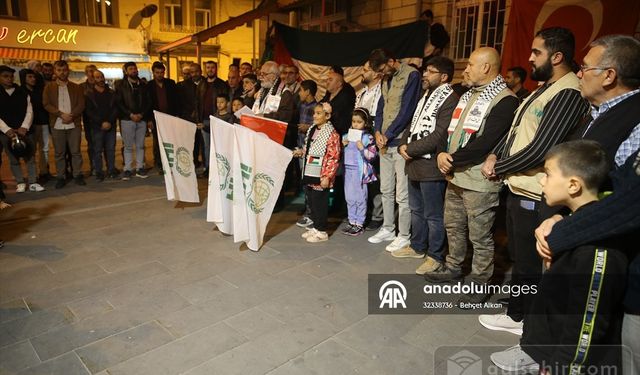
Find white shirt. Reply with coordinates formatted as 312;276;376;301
356;81;382;117
54;84;74;130
0;87;33;134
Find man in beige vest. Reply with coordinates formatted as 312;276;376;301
480;27;589;372
424;48;518;304
366;49;421;252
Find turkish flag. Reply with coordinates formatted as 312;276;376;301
502;0;640;91
239;114;288;145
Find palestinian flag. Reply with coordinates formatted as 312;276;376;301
272;21;429;94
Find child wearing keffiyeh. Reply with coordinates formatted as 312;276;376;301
293;102;341;243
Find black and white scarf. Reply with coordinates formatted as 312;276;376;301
407;83;454;159
303;121;335;180
447;75;507;150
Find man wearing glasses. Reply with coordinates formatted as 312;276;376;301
479;27;590;371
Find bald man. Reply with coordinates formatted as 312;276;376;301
424;47;519;304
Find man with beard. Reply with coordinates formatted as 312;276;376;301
253;61;295;128
147;61;180;174
423;49;518;300
367;49;421;253
200;61;229;175
84;70;117;181
356;60;384;231
42;63;54;82
43;60;86;188
396;56;459;275
80;64;97;176
479;27;590;370
505;66;530;102
114;61;151;180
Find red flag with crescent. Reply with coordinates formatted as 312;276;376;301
502;0;640;91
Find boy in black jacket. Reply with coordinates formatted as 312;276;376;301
493;140;631;374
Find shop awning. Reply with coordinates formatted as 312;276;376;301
0;47;62;61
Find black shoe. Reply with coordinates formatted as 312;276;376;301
107;170;119;179
424;267;462;283
96;172;105;182
135;169;148;179
458;292;489;308
55;179;66;189
340;223;355;235
365;220;383;231
74;175;86;186
346;224;364;236
122;170;132;181
38;174;50;185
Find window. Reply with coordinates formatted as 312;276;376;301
164;0;182;29
297;0;347;32
452;0;507;60
93;0;114;25
0;0;21;18
195;0;211;30
57;0;81;23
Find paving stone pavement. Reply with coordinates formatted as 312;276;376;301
0;172;521;375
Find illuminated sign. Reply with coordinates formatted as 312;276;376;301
0;20;145;55
17;28;78;45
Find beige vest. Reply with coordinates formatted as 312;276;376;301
505;72;580;200
381;62;417;136
450;87;514;193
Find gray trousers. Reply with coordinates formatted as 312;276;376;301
120;120;146;171
51;127;82;178
623;313;640;375
444;183;499;283
379;146;410;239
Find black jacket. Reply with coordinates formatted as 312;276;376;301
321;83;356;135
114;78;152;121
84;86;118;130
147;78;180;118
401;90;458;181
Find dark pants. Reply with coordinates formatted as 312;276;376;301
151;124;162;170
193;129;205;167
408;179;447;261
92;128;116;174
84;123;94;171
309;187;330;232
51;127;83;179
366;157;383;223
506;192;557;321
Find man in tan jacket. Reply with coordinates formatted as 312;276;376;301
43;60;85;188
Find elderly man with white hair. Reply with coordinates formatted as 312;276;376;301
253;61;295;146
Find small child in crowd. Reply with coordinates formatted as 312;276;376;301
214;95;235;124
231;97;244;124
293;102;341;243
295;79;319;228
508;140;633;374
341;108;377;236
242;74;258;109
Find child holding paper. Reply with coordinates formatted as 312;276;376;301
340;108;378;236
293;102;341;243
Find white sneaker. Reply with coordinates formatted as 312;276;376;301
301;228;316;239
367;228;396;244
16;183;26;193
307;230;328;243
385;237;410;252
29;183;45;192
490;345;539;372
478;312;524;336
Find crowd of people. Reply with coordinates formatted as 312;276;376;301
1;22;639;375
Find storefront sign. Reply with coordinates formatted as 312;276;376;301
0;20;145;54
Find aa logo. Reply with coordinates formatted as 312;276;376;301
216;153;233;200
163;143;192;177
379;280;407;309
240;164;274;214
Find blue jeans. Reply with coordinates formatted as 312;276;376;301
408;179;447;261
120;120;146;171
